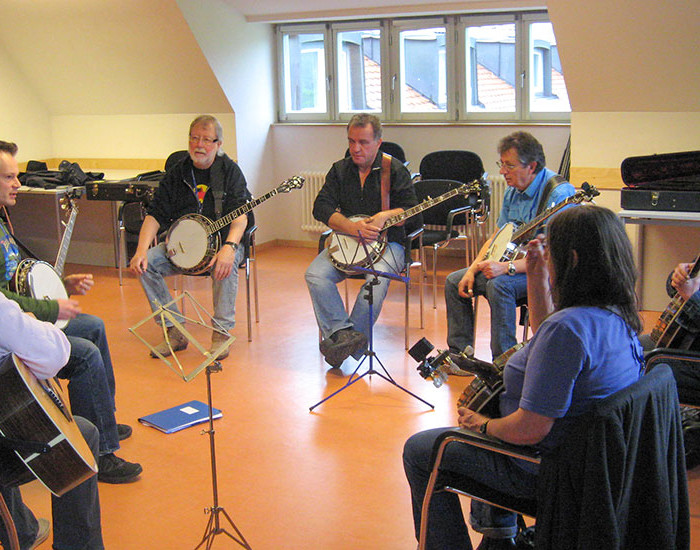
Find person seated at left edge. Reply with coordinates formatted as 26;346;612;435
0;140;141;484
305;113;418;369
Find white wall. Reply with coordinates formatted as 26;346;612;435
177;0;278;243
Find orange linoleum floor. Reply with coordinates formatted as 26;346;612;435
15;245;700;549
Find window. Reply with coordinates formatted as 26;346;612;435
276;11;570;123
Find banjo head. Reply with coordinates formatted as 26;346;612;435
14;260;69;329
166;216;217;271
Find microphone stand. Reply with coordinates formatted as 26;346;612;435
310;234;433;411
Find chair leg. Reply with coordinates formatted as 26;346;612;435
419;246;425;329
118;227;124;286
405;275;410;350
251;237;259;323
245;258;252;342
432;245;439;309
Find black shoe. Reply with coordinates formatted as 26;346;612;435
98;453;143;484
117;423;132;441
320;329;367;368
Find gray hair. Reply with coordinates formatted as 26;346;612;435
190;115;224;156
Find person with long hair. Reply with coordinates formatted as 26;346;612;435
403;205;645;549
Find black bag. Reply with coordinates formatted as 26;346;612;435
620;150;700;212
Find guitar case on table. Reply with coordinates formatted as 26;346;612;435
620;150;700;212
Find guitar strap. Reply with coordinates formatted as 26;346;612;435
381;153;392;211
536;174;567;215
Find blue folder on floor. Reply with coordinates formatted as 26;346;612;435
138;400;222;433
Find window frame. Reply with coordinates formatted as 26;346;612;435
275;10;570;124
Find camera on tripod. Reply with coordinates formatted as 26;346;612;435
408;337;460;388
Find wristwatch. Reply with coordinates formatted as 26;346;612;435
507;261;516;276
479;419;490;434
224;241;238;250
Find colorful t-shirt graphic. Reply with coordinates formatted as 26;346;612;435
0;222;20;282
196;184;209;204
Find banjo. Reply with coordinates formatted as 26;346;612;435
485;181;599;263
10;190;82;329
416;342;524;417
327;179;483;273
166;175;304;275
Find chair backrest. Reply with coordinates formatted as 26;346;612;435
344;141;407;165
119;201;148;235
419;150;484;183
536;365;689;550
413;179;480;226
165;150;189;172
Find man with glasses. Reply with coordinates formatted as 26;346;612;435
444;131;575;361
130;115;252;360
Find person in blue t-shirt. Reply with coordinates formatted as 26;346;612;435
444;131;575;362
404;206;644;550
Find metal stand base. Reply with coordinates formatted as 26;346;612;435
194;363;252;550
310;276;433;411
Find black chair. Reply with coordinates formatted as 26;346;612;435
418;150;484;183
419;365;689;550
344;141;409;166
412;179;482;309
117;200;151;286
164;150;189;172
318;224;424;350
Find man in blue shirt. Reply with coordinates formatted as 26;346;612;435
445;132;575;360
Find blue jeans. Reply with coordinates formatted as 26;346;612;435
305;242;404;344
403;427;538;549
61;314;119;456
139;243;243;332
445;269;528;359
0;417;104;550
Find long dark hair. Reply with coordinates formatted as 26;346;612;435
547;205;642;333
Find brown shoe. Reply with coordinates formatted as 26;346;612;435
210;331;234;360
150;325;188;358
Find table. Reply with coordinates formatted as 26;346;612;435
618;209;700;304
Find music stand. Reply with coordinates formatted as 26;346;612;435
130;292;252;549
310;233;433;411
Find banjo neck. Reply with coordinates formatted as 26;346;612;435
54;192;81;277
380;179;482;230
206;189;278;236
508;181;599;246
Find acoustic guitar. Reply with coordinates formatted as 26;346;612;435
649;254;700;350
0;354;97;497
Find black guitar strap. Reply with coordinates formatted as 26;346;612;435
536;174;567;215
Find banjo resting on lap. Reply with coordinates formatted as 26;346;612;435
166;175;304;275
326;179;483;274
10;190;81;329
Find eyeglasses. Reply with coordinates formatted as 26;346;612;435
189;135;219;146
496;160;523;171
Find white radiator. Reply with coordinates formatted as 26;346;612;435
300;171;328;232
486;174;507;234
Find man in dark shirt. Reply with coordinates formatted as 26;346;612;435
130;115;252;360
305;114;418;368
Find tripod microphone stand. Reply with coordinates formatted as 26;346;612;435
310;237;433;411
195;361;252;550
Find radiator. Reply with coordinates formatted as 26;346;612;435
300;171;327;232
485;174;507;234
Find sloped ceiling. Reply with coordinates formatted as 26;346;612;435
0;0;231;115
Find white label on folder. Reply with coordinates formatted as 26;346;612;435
180;406;199;415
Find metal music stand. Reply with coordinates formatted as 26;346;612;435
130;293;252;549
310;233;433;411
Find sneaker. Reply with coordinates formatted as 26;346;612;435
320;329;367;368
150;325;188;358
97;453;143;484
117;423;132;441
29;518;50;549
209;331;234;360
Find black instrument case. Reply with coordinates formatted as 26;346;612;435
620;150;700;212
